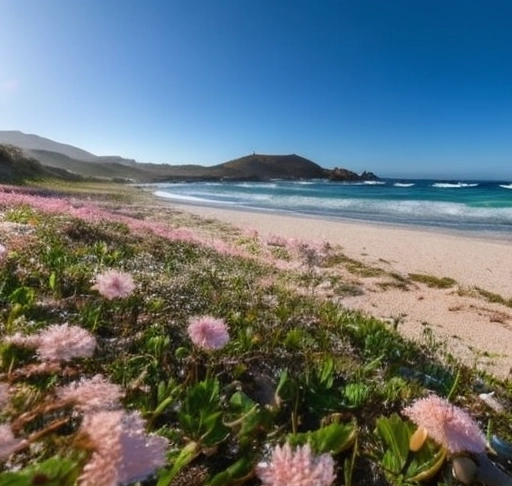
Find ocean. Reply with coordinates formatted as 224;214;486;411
153;178;512;235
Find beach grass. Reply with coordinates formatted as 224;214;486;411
1;182;512;485
408;273;457;289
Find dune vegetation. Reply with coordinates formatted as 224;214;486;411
1;182;512;486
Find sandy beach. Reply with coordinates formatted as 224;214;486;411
164;201;512;379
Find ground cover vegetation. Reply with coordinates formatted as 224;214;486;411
1;183;512;486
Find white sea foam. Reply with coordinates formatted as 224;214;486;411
152;182;189;188
350;181;385;186
152;181;512;231
432;182;479;188
153;190;236;204
265;195;512;222
234;182;278;189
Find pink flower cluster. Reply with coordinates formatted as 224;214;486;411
187;315;230;350
256;442;335;486
0;243;6;261
92;270;135;300
0;187;245;257
403;394;487;454
78;410;168;486
5;323;96;362
53;373;168;484
56;374;124;412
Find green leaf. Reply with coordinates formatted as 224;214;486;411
174;346;189;359
200;411;230;446
156;441;199;486
408;446;447;482
0;473;32;486
374;414;448;482
284;328;306;349
318;356;334;385
375;415;411;474
343;382;371;409
178;378;229;446
0;456;80;486
206;456;255;486
274;369;289;401
48;271;57;291
8;286;35;306
225;391;274;445
287;421;357;455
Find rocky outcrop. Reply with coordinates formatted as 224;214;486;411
325;167;379;182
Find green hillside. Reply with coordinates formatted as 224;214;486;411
0;144;82;184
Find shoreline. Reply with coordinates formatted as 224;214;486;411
153;196;512;295
150;190;512;244
151;194;512;379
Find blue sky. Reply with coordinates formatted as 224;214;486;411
1;1;512;179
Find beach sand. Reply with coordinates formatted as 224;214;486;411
163;201;512;379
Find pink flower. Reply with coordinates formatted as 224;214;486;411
78;410;168;486
37;324;96;362
0;243;6;261
256;442;335;486
0;424;26;461
4;324;96;363
56;375;123;412
403;394;487;454
92;270;135;300
187;316;230;350
4;332;41;349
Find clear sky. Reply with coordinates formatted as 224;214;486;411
1;1;512;179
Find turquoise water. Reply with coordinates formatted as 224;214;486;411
153;179;512;234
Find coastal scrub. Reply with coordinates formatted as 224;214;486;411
1;184;512;485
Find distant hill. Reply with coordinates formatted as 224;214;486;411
0;131;378;183
28;149;160;181
0;144;83;183
0;131;138;167
216;153;325;180
144;153;327;182
0;131;98;162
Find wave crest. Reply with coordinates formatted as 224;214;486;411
432;182;479;188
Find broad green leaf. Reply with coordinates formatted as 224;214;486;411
287;421;357;455
409;446;447;482
375;414;448;482
375;415;411;473
229;391;255;411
